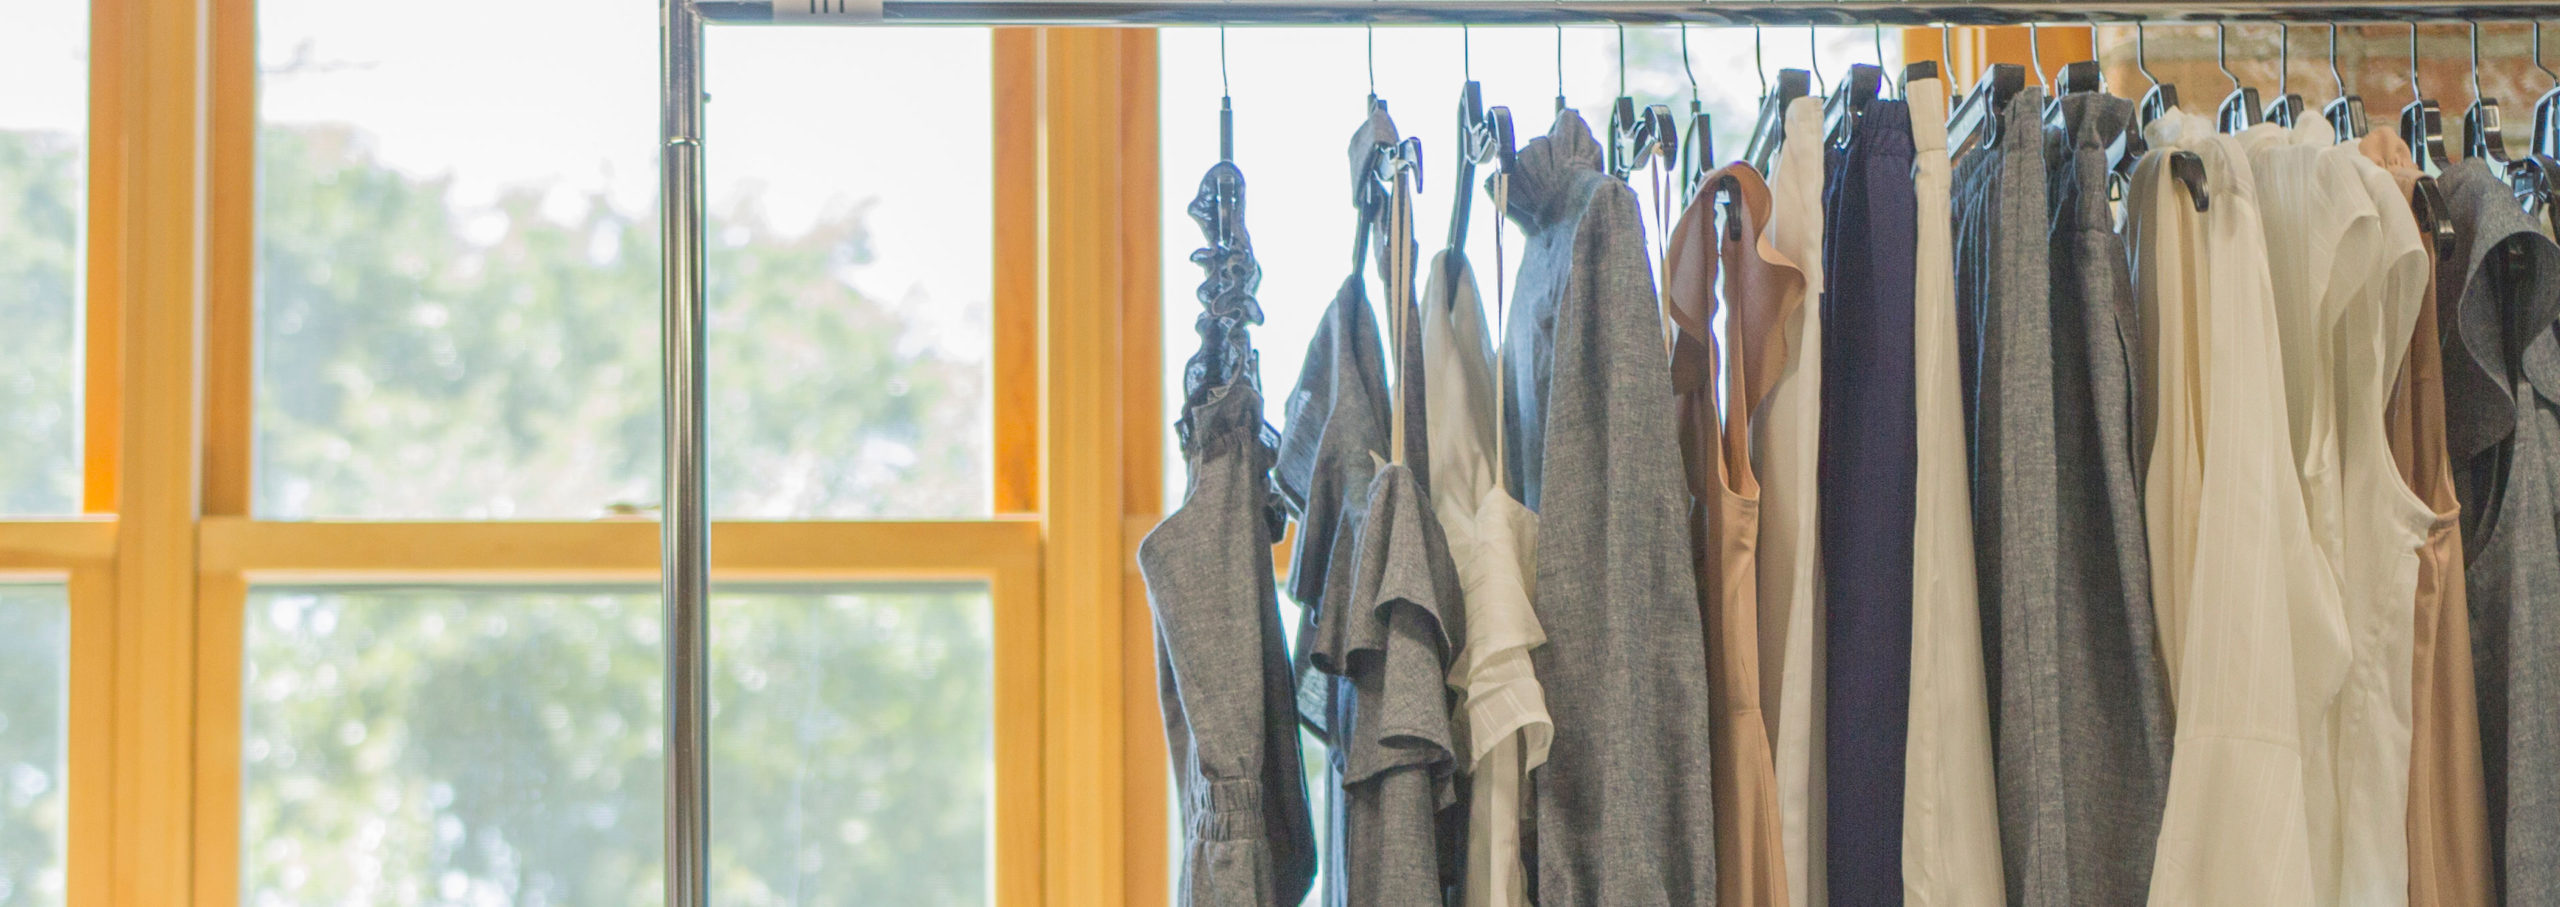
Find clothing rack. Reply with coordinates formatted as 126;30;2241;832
653;0;2557;903
696;0;2560;25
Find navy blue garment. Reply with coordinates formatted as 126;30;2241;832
1818;100;1921;906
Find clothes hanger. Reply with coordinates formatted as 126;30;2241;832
2325;21;2370;142
1553;25;1571;116
1609;24;1677;180
2043;20;2104;130
1824;64;1886;149
1745;26;1812;174
1448;26;1515;292
1679;24;1717;201
1947;61;2025;160
1824;23;1887;148
2029;20;2048;94
2392;23;2460;263
2266;22;2306;127
1936;23;1960;95
1217;26;1235;164
1352;21;1425;466
1903;22;1941;93
2464;20;2517;171
2402;23;2455;174
2119;20;2206;211
2215;22;2265;132
1945;16;2034;159
2136;19;2182;129
2536;20;2560;159
1351;31;1423;279
2517;21;2560;219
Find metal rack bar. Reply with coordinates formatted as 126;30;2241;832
700;0;2560;25
659;1;712;906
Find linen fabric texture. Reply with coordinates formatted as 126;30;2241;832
1500;109;1719;906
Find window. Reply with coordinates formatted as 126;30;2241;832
241;584;992;905
0;3;87;516
254;0;995;519
0;585;68;906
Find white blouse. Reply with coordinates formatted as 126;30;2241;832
1420;249;1553;907
2131;110;2329;905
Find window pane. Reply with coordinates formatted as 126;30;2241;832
242;584;993;905
0;585;70;906
255;2;994;519
0;5;86;516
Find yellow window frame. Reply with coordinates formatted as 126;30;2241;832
36;2;1170;904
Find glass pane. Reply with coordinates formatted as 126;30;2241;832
0;585;70;906
0;5;86;516
242;584;993;905
255;1;994;519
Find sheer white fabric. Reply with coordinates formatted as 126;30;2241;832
2132;110;2328;905
1421;250;1553;907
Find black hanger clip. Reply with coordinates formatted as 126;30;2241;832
1823;62;1885;149
2170;150;2210;212
1681;98;1715;201
1948;62;2026;160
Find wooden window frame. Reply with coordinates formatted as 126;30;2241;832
24;3;1168;904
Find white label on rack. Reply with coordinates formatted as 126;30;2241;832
773;0;884;21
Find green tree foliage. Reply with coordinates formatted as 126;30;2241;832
253;125;988;519
0;587;67;907
0;130;82;517
241;585;991;907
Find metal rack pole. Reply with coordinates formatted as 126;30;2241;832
661;0;712;905
698;0;2560;25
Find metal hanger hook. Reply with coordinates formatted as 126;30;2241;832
2217;22;2241;94
1808;24;1823;92
2030;21;2046;90
2276;22;2290;96
1754;24;1769;100
2330;21;2348;99
1219;25;1232;98
1366;19;1378;101
2538;20;2559;86
1873;22;1886;71
1681;23;1701;104
1461;23;1471;83
2410;22;2425;106
1618;22;1629;98
2470;20;2487;104
1556;24;1568;110
2136;21;2153;86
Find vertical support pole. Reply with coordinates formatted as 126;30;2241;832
660;2;713;906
